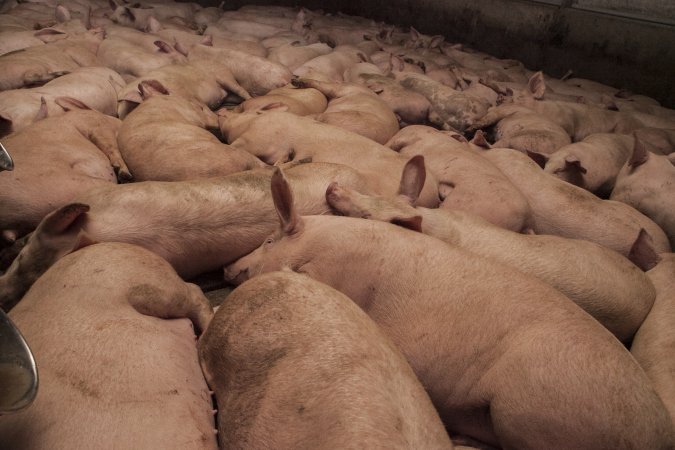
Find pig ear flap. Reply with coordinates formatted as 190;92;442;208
154;40;174;54
55;5;71;23
146;16;161;33
55;96;91;111
260;102;289;112
37;203;90;235
138;80;169;99
173;39;190;57
525;150;549;169
629;134;649;169
34;97;48;121
390;54;405;72
429;35;444;49
667;154;675;167
391;216;423;233
0;113;13;137
628;228;661;271
398;155;426;205
271;167;303;235
409;26;420;41
470;130;491;149
527;71;546;99
562;155;587;174
201;34;213;46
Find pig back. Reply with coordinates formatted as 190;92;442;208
1;242;217;450
199;271;453;449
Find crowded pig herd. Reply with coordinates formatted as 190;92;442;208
0;0;674;448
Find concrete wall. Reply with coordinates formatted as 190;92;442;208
206;0;675;107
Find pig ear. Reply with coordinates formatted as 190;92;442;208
409;27;420;41
34;96;48;121
260;102;289;112
615;89;632;99
429;35;444;49
109;0;118;11
55;5;71;23
391;215;423;233
271;167;303;235
526;150;549;168
154;40;174;53
390;54;405;72
34;28;68;42
122;7;136;22
667;153;675;166
173;39;189;57
398;155;426;205
146;16;161;33
561;155;587;174
0;113;13;136
628;229;661;271
201;34;213;46
55;96;91;111
37;203;90;235
470;130;491;148
629;134;649;168
527;71;546;99
138;79;169;99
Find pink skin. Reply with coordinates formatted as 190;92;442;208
631;253;675;423
293;45;369;82
292;77;399;144
543;133;633;197
117;88;264;182
395;72;490;132
0;29;102;90
324;155;657;342
1;242;216;449
224;168;674;449
0;67;125;136
199;271;453;449
97;38;188;79
218;110;440;208
0;162;373;304
482;147;672;256
387;125;534;232
188;44;291;96
267;42;333;72
0;109;127;239
611;138;675;248
356;73;431;125
236;85;328;116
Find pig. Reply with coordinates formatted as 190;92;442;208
0;162;373;305
291;77;399;144
611;138;675;247
116;61;249;119
267;41;333;71
293;45;368;82
481;147;672;259
631;253;675;424
202;25;269;56
633;127;675;155
235;84;327;116
0;109;127;242
396;72;490;132
199;271;453;449
543;133;634;197
117;82;263;182
187;44;291;96
387;126;533;232
326;156;657;342
0;242;217;449
218;110;440;207
97;38;187;80
224;168;674;450
109;1;198;30
357;73;431;125
0;28;103;90
0;67;125;136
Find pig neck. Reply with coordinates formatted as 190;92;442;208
416;207;520;251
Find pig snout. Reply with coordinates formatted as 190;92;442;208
325;182;354;216
223;260;251;286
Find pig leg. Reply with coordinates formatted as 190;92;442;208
215;72;251;100
81;123;133;182
126;282;213;335
292;77;345;99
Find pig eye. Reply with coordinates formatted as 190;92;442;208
265;237;275;245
